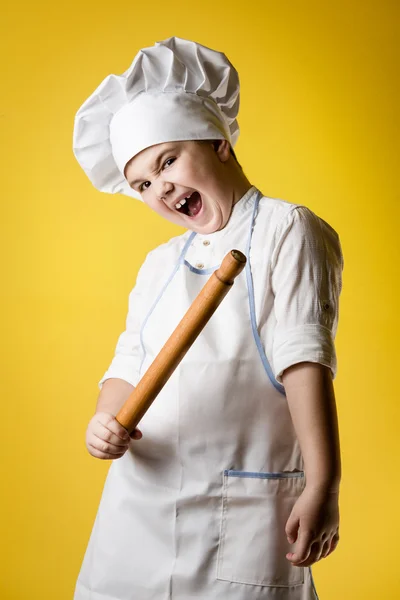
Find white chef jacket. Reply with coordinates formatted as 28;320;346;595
76;185;344;600
99;185;343;390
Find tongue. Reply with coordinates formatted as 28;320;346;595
188;191;202;217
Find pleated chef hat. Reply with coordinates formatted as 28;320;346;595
73;36;240;200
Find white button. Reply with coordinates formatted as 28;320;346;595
196;263;204;269
203;240;210;246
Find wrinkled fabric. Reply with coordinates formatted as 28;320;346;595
99;187;343;388
73;37;240;199
74;187;342;599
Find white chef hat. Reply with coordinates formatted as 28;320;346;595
73;36;240;200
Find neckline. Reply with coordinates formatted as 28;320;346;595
193;185;260;242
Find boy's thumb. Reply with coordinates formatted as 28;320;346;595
285;513;299;544
130;428;143;440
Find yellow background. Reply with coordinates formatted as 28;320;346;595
1;1;399;598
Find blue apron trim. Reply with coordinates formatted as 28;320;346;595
179;232;197;263
225;470;304;479
183;260;219;275
139;232;197;373
139;190;285;397
245;192;286;396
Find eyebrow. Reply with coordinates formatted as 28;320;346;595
128;146;176;188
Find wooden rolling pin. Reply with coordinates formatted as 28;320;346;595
115;249;246;433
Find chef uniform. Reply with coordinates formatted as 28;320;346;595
73;37;343;600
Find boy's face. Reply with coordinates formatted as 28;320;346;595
124;140;237;234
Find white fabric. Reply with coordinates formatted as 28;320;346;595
75;186;335;600
100;187;343;389
73;37;240;200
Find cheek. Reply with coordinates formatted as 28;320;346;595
144;195;177;221
173;163;196;183
143;195;163;214
180;157;211;183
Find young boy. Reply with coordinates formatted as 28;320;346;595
73;37;343;600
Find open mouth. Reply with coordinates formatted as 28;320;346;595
175;191;203;218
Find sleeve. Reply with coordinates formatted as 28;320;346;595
270;206;344;383
98;255;152;390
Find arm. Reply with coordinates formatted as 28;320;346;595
268;206;344;565
282;361;341;566
96;377;135;415
86;256;153;459
283;362;341;491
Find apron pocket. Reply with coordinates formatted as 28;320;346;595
217;470;305;587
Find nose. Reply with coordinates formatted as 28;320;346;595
155;180;174;201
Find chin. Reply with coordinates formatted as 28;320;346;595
199;208;226;234
195;219;221;235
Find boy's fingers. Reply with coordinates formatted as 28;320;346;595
93;422;130;447
296;541;322;567
325;533;339;557
312;541;324;564
321;540;331;559
87;442;126;460
300;533;339;565
286;529;313;564
96;415;130;442
90;433;129;455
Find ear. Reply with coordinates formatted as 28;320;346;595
213;139;231;162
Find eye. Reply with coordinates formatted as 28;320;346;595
139;181;151;192
163;157;176;168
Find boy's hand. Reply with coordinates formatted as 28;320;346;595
86;412;142;460
285;485;339;567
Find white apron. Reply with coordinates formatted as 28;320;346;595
75;190;319;600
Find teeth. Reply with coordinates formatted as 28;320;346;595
175;197;188;210
175;193;194;211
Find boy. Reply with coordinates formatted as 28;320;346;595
73;37;342;600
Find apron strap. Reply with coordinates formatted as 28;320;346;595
245;191;286;396
138;231;197;373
